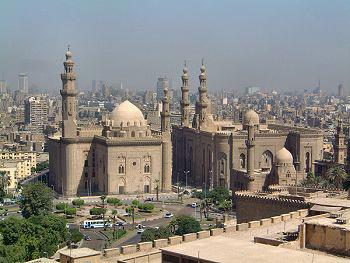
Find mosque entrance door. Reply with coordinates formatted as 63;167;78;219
119;186;125;194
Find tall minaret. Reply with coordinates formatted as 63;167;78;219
161;85;172;191
246;120;256;185
180;61;190;127
196;60;209;130
60;46;77;138
334;119;346;164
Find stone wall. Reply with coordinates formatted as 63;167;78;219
235;191;309;223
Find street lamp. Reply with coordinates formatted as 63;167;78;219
184;170;189;188
209;170;213;191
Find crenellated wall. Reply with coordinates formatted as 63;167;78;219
235;191;309;223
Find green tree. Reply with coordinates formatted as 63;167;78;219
56;202;68;211
20;182;53;219
72;199;84;208
324;164;348;189
208;187;230;203
131;199;140;206
100;195;107;230
138;203;155;212
107;197;122;207
171;216;201;235
69;228;83;243
65;207;77;216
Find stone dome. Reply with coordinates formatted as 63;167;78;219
110;100;146;127
243;109;259;126
275;147;293;164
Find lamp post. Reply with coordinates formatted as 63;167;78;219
209;170;213;191
184;170;189;188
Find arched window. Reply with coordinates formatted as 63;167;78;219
305;152;310;173
131;131;135;137
144;164;150;173
261;150;273;170
118;164;125;174
286;170;291;178
240;153;246;169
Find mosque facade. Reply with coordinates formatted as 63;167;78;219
48;49;172;197
172;63;324;192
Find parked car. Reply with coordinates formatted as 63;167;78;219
191;202;198;208
84;235;92;241
115;221;127;226
164;212;173;218
137;228;145;234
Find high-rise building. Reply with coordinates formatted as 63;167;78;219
0;80;7;94
24;96;49;131
18;73;28;93
338;84;344;97
156;77;169;101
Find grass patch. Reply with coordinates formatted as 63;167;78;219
101;229;127;241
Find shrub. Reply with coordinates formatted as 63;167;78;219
72;199;84;207
56;202;68;211
171;216;201;235
107;198;122;207
65;207;77;216
141;226;173;242
138;203;155;212
89;207;105;216
131;199;140;207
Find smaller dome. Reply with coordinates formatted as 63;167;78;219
243;109;259;126
200;64;206;73
276;148;293;164
65;50;72;60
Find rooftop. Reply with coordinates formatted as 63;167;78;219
305;209;350;231
59;247;101;258
162;235;349;263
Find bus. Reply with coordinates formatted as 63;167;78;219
82;220;112;229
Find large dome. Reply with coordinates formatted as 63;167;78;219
243;109;259;126
110;100;146;127
275;148;293;164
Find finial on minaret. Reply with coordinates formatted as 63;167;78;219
200;58;206;73
67;44;70;51
65;45;73;60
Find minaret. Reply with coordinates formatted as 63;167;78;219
195;60;209;130
60;46;77;138
161;85;172;191
334;119;346;164
180;61;190;127
246;120;255;188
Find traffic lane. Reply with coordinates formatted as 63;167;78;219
80;228;108;251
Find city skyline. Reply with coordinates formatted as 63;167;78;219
0;0;349;93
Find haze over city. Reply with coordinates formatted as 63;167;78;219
1;0;350;93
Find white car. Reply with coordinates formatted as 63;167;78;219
137;228;145;234
191;202;198;208
164;212;173;218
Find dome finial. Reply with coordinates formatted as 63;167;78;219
200;58;206;73
65;45;72;60
183;60;188;74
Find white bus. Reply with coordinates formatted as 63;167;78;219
82;220;112;229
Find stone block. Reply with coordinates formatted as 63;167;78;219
224;225;236;233
248;220;260;229
210;228;224;236
168;236;182;245
281;214;291;221
137;241;153;252
103;248;120;257
236;223;248;231
153;239;168;248
183;233;197;242
121;244;137;255
289;211;299;219
271;216;281;224
298;209;308;218
197;230;210;239
260;218;272;227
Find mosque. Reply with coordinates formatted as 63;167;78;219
172;63;324;192
48;49;172;197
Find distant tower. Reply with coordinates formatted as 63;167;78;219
60;46;77;138
334;119;346;164
180;61;190;127
18;73;28;93
157;77;169;101
246;120;255;178
194;60;209;130
338;84;344;97
161;84;172;191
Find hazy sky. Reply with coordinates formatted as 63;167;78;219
0;0;349;94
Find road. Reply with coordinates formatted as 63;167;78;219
79;202;194;250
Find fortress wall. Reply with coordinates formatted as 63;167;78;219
235;191;309;223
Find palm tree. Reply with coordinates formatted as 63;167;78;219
325;165;348;189
100;195;107;230
154;179;160;201
111;209;118;239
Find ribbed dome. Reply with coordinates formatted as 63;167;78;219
110;100;146;127
275;148;293;164
243;109;259;126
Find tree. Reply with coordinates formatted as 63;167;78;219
324;165;348;189
72;199;84;208
141;226;173;242
111;209;118;239
208;187;230;204
171;216;201;235
69;228;83;243
131;199;140;206
107;198;121;207
138;203;154;212
100;195;107;230
20;182;53;219
56;202;68;211
0;171;8;196
65;207;77;216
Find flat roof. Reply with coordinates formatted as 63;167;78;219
161;236;349;263
308;197;350;209
305;209;350;230
60;247;101;258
